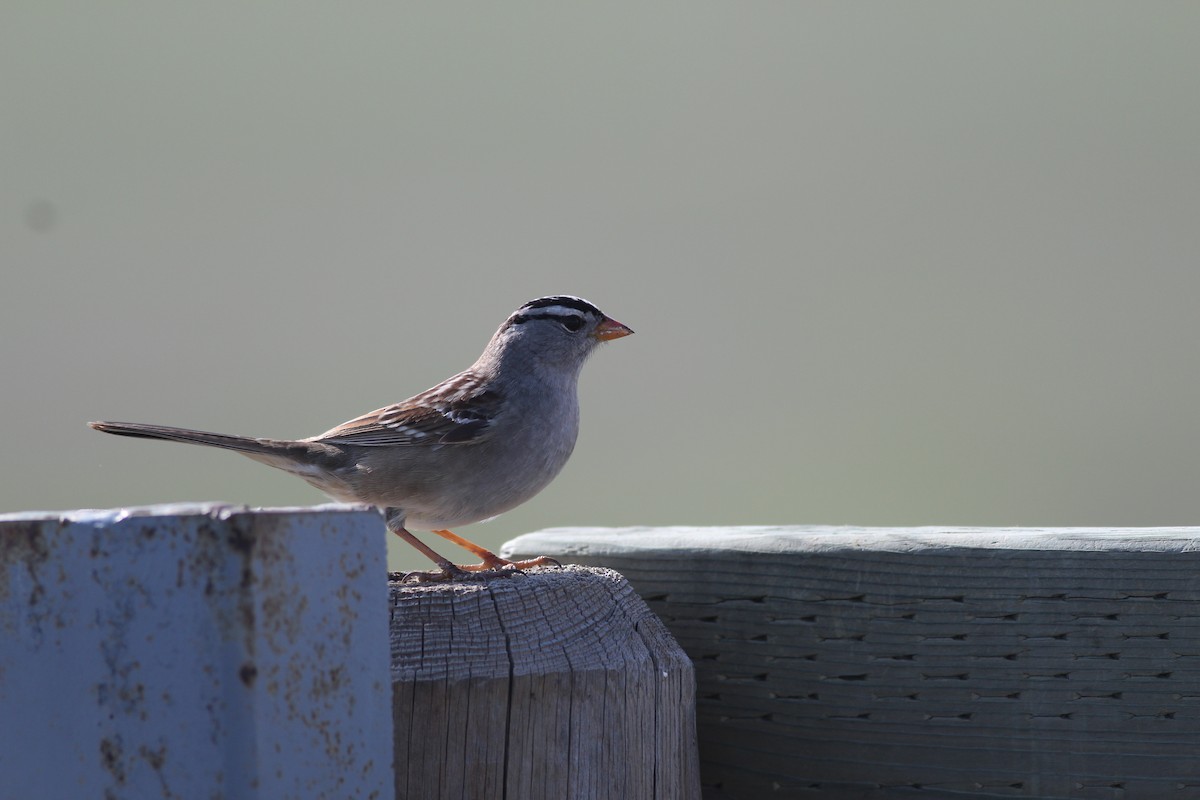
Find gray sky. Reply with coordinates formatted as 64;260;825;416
4;3;1200;570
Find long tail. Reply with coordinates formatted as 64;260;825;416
88;420;292;458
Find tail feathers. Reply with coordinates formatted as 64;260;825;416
88;421;287;457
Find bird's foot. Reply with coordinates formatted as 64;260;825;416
390;555;562;584
391;562;472;583
458;554;563;573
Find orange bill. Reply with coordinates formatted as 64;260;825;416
592;316;634;341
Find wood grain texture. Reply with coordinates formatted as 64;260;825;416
503;526;1200;800
389;565;700;800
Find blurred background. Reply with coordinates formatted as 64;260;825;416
4;3;1199;571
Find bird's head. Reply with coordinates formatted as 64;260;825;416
487;295;633;374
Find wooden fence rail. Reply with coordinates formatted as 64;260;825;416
505;526;1200;800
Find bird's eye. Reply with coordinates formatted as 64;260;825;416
559;315;585;333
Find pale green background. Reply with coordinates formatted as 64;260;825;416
4;3;1199;572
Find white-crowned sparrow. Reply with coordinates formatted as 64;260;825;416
90;295;633;580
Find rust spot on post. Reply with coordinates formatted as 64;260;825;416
239;663;258;688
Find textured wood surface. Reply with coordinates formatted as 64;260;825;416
503;526;1200;800
389;565;700;800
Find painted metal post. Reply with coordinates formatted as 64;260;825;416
0;503;392;800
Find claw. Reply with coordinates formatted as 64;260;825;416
456;554;562;573
397;564;472;583
394;556;563;583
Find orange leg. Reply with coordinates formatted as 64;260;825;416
383;507;470;582
383;506;558;582
386;526;467;580
431;529;561;573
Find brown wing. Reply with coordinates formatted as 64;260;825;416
310;372;502;447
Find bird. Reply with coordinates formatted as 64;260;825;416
89;295;633;581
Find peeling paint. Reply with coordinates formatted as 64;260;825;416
0;503;392;799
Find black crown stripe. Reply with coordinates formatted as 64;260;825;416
517;295;602;316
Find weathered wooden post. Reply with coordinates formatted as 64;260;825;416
0;503;393;800
389;565;701;800
505;526;1200;799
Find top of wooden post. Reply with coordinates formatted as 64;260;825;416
388;565;691;683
